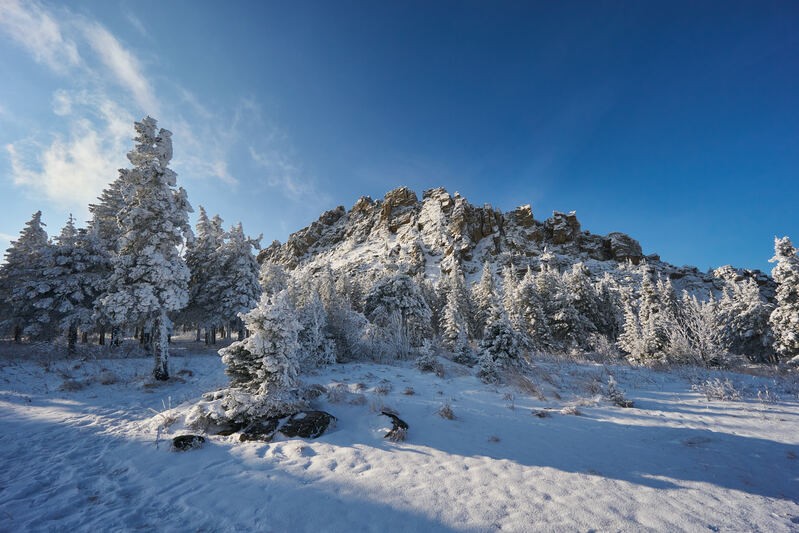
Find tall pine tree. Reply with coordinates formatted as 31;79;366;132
99;117;192;380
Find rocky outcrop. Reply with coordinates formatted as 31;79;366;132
545;211;581;245
256;186;768;303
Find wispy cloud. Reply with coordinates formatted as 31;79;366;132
0;0;320;221
124;10;149;39
80;21;159;115
0;0;81;73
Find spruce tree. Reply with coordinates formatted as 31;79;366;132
0;211;52;341
718;279;773;362
769;237;799;363
216;222;262;338
99;117;192;380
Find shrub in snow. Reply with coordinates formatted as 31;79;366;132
691;377;742;401
438;403;455;420
606;376;634;408
769;237;799;364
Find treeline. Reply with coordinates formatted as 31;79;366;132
242;240;797;388
0;117;261;379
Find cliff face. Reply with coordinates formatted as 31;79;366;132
258;186;772;297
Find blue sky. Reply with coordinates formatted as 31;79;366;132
0;1;796;273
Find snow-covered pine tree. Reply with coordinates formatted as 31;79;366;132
510;266;549;353
635;266;671;361
99;117;192;380
718;279;773;362
364;272;432;352
217;223;262;339
564;262;600;341
535;261;580;353
218;290;305;419
668;291;727;366
477;299;519;383
769;236;799;363
296;288;336;369
0;211;52;341
88;176;126;253
471;261;496;339
439;269;470;357
45;216;111;352
617;287;643;357
594;272;622;341
259;262;289;297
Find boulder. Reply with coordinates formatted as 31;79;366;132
239;418;280;442
172;435;205;451
280;411;336;439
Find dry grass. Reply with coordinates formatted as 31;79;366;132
438;403;455;420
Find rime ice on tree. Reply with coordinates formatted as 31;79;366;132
99;117;192;380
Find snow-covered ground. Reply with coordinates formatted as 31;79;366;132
1;345;798;532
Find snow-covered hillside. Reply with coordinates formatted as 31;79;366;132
2;347;797;531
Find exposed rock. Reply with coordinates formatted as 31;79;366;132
172;435;205;451
605;232;643;263
545;211;581;245
238;411;336;442
239;418;280;442
280;411;336;439
382;411;409;442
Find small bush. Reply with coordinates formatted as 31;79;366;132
438;403;455;420
59;379;86;392
560;405;582;416
692;378;741;401
373;381;392;395
606;376;634;408
402;387;415;395
98;370;118;385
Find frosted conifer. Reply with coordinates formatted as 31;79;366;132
99;117;192;380
769;237;799;362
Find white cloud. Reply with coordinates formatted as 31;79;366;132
80;21;159;115
249;145;313;200
0;0;81;73
6;114;127;212
0;0;321;219
124;11;149;39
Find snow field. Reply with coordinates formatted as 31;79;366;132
1;352;798;532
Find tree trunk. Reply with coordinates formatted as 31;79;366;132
196;326;201;343
13;325;21;343
237;327;244;341
111;326;121;347
152;312;170;381
67;324;78;354
99;328;105;346
211;327;217;345
81;331;88;344
205;329;210;345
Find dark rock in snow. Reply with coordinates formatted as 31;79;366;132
381;411;409;442
172;435;205;451
211;421;244;436
239;417;280;442
280;410;337;439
